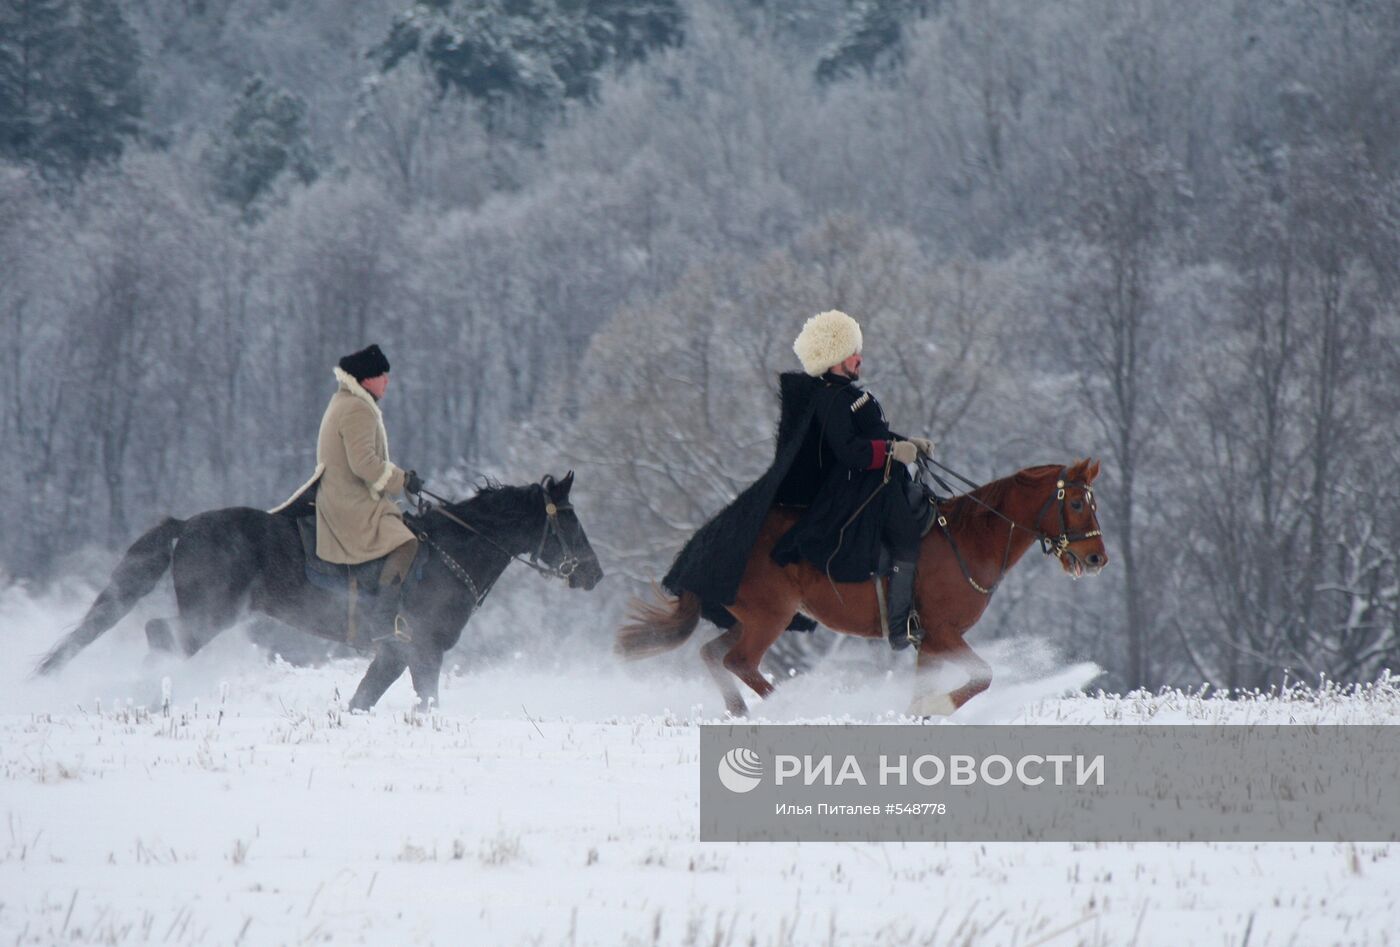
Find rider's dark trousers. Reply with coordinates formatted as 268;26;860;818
883;471;925;561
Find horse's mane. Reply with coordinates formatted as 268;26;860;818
940;465;1062;525
442;479;544;532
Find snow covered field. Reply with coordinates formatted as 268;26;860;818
3;586;1398;946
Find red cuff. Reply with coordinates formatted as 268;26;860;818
867;439;888;470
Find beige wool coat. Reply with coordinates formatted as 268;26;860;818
273;367;413;564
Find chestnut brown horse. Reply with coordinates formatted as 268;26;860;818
617;459;1107;717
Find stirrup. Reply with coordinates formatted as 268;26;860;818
371;614;413;645
889;612;921;651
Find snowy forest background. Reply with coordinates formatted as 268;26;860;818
2;0;1397;692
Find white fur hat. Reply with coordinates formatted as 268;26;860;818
793;309;863;376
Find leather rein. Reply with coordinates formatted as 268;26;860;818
918;457;1103;597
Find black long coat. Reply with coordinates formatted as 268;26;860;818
662;371;902;628
770;372;907;580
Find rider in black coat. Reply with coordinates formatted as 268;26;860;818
662;310;933;649
770;371;925;588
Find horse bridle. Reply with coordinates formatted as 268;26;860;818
531;488;581;580
411;482;582;607
1029;474;1104;561
922;459;1103;596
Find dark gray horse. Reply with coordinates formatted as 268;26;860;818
35;473;603;709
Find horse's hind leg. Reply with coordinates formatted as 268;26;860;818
143;597;238;660
349;644;409;712
168;592;242;658
145;612;237;660
720;614;789;707
160;534;249;659
701;628;747;717
146;618;176;653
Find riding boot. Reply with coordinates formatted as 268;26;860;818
886;557;921;651
883;472;927;651
369;538;418;644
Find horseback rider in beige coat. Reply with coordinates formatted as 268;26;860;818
274;345;423;641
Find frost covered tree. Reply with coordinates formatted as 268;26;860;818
1045;135;1186;689
66;155;203;543
373;0;683;138
0;0;72;164
816;0;931;82
54;0;143;171
1180;140;1400;687
0;0;142;175
206;76;317;214
350;68;509;208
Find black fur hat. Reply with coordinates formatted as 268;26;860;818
338;344;390;381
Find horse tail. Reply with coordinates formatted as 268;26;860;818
35;517;186;675
615;586;702;659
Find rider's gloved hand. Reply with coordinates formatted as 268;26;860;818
890;441;919;465
907;437;935;457
403;469;424;495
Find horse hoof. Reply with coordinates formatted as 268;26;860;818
908;692;956;717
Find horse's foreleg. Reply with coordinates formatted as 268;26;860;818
910;628;991;717
946;640;992;709
701;628;747;717
407;642;444;711
349;645;408;711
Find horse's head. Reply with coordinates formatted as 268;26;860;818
1038;458;1108;578
537;471;605;591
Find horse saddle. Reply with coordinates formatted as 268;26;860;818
781;484;938;637
294;514;429;648
296;516;390;594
